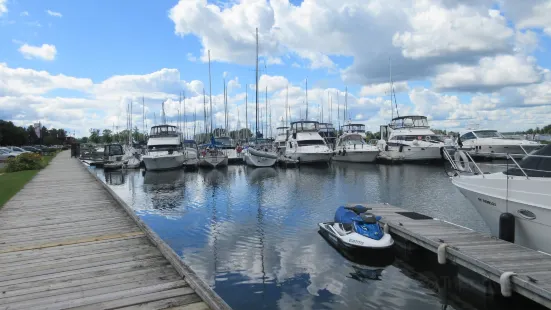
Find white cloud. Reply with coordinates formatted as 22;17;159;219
393;7;513;59
20;11;29;17
227;77;241;92
360;82;409;96
46;10;62;18
266;56;283;65
432;54;543;92
0;0;7;16
502;0;551;36
255;74;289;93
186;53;198;62
18;43;57;61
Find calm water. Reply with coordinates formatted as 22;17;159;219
92;163;490;310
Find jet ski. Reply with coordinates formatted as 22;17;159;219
318;205;394;250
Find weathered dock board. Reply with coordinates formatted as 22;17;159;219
364;203;551;308
0;151;229;310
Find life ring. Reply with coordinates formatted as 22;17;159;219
454;150;469;171
236;146;243;153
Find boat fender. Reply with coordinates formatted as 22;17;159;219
437;243;448;264
399;145;403;153
385;145;389;151
383;223;389;234
343;149;347;156
454;150;468;171
440;147;444;159
499;272;516;297
499;213;515;243
338;150;341;155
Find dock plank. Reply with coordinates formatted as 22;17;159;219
364;203;551;308
0;151;229;310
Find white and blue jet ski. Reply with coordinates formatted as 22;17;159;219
318;205;394;250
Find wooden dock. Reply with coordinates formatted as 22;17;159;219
365;203;551;308
0;151;230;310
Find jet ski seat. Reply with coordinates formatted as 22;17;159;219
345;205;371;214
360;213;377;224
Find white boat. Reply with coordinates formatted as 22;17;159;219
319;123;337;150
285;121;333;164
102;144;124;170
333;132;379;163
458;129;541;159
215;136;240;164
199;147;228;168
273;127;289;156
183;140;199;168
122;145;141;169
444;145;551;254
142;125;185;171
378;115;445;161
243;139;277;167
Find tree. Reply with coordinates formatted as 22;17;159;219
79;137;89;143
102;129;113;144
89;129;101;143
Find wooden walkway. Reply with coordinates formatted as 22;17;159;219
0;151;229;310
365;203;551;308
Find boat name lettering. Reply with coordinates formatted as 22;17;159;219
478;197;496;206
348;239;364;245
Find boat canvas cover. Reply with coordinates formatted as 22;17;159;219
505;144;551;177
334;206;383;240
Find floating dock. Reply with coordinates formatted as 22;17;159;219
0;151;230;310
364;203;551;308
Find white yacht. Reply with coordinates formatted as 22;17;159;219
333;132;379;163
142;125;185;171
445;145;551;254
183;140;199;168
458;129;541;159
378;115;445;161
285;121;333;164
215;136;240;164
341;123;367;139
274;127;289;155
243;138;278;167
198;138;228;168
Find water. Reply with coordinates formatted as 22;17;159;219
91;163;490;310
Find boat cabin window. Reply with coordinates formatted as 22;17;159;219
460;132;477;140
214;137;233;147
393;135;443;142
183;142;197;148
292;122;319;132
150;126;177;137
505;145;551;177
104;144;123;156
342;124;365;133
339;135;365;146
297;140;325;146
473;130;503;139
390;116;429;129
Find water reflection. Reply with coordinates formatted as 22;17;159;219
104;171;124;185
93;162;491;310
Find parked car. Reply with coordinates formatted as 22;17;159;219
22;146;43;154
0;148;20;161
6;146;30;154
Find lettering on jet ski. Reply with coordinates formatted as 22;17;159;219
478;197;496;206
348;239;364;245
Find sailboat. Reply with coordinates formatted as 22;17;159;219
243;28;278;168
199;50;229;168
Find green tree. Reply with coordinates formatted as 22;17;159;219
79;137;89;143
102;129;113;144
89;129;101;143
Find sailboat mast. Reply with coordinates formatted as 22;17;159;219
305;78;308;120
203;88;207;138
345;87;348;123
285;85;289;127
245;85;248;141
193;100;197;139
208;50;213;135
265;86;268;138
255;28;259;141
223;78;227;134
183;91;187;139
389;57;393;120
142;96;145;141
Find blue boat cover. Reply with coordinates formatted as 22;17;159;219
334;206;362;224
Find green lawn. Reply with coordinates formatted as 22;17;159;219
0;153;57;208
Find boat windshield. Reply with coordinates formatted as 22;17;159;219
215;137;233;147
390;116;429;129
150;125;178;137
340;135;366;146
104;144;123;156
342;124;365;132
292;121;319;132
183;142;196;148
297;140;325;146
474;130;503;138
505;144;551;177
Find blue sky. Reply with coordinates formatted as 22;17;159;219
1;0;550;136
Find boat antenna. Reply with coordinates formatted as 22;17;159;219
389;57;400;119
255;27;259;141
285;85;289;128
208;50;213;136
223;78;227;135
183;91;187;139
142;96;145;141
305;78;308;120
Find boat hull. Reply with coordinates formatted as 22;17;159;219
467;144;541;159
244;152;277;167
453;175;551;254
332;151;378;163
286;152;332;164
143;153;185;171
199;156;228;168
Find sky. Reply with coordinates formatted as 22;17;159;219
0;0;550;137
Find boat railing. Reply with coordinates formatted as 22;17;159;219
442;147;551;179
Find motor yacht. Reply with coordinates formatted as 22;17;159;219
274;127;289;156
285;121;333;164
319;123;337;150
333;132;379;163
458;129;541;159
102;143;124;170
377;115;445;161
444;145;551;254
142;125;185;171
243;138;278;167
